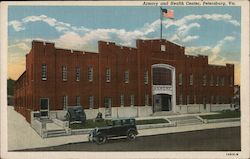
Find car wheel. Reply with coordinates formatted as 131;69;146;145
88;134;92;142
127;130;136;140
96;135;107;144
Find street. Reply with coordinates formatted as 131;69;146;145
22;127;240;151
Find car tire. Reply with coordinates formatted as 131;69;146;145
88;134;92;142
127;130;136;140
96;135;107;144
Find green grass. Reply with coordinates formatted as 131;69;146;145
69;120;111;129
200;110;240;120
136;118;168;125
69;118;168;129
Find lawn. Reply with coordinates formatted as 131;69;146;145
69;118;168;129
200;110;240;120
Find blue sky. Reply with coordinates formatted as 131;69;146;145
8;6;241;84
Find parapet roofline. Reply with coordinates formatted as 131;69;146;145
31;39;235;66
32;40;54;45
32;40;97;54
137;38;185;48
15;71;26;82
208;63;234;68
98;40;137;50
32;38;184;54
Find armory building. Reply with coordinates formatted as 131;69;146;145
14;39;234;123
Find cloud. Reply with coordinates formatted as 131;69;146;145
168;22;201;43
9;20;25;32
164;13;239;43
9;13;240;54
8;42;30;52
182;35;200;42
177;23;200;37
164;13;240;29
186;36;236;63
186;46;211;55
209;36;235;63
9;15;90;33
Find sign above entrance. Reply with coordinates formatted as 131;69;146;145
152;85;173;95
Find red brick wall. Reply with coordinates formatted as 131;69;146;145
14;39;235;122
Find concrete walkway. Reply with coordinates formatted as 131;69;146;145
7;107;240;151
135;112;219;120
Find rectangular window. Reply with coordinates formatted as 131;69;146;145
221;96;224;104
203;97;206;105
87;67;93;82
124;70;129;83
76;96;81;106
144;71;149;84
41;64;47;80
216;76;219;86
179;95;183;105
186;95;190;104
106;68;111;82
88;96;94;109
145;94;149;106
204;101;207;110
203;75;207;86
210;75;214;86
104;97;112;108
178;73;183;85
230;76;233;86
62;66;67;81
76;67;80;81
120;94;124;107
161;45;166;51
130;95;135;106
216;96;220;104
211;96;214;104
221;76;224;86
189;74;193;85
63;96;68;110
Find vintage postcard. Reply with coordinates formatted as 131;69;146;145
0;0;249;159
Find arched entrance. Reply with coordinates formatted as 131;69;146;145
152;64;176;113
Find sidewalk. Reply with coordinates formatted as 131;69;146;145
135;112;219;120
7;107;240;151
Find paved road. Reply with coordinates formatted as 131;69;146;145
22;127;240;151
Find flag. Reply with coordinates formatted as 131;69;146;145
161;9;174;19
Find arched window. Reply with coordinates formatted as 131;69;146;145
153;67;172;85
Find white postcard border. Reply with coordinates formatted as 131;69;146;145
1;1;249;159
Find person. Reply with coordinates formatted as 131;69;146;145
95;112;103;121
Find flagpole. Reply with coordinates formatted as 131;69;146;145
160;7;163;39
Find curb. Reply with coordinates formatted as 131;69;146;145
206;118;240;123
70;118;241;135
137;122;175;130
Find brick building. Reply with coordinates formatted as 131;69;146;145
14;39;234;122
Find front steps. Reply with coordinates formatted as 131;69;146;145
168;116;203;126
152;111;179;116
47;129;68;138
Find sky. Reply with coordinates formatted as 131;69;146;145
8;6;241;85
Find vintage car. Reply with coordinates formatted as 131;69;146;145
88;118;138;144
66;106;86;124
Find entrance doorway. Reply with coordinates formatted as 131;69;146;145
153;94;172;112
152;64;176;113
40;98;49;118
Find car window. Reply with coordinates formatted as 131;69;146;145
123;119;131;125
113;120;122;126
130;119;135;125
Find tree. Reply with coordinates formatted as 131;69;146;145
7;78;15;96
